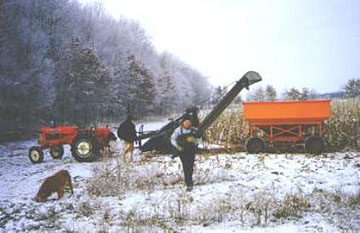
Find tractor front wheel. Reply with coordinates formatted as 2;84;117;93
305;136;325;154
71;134;99;162
246;137;266;154
50;145;64;159
29;146;44;164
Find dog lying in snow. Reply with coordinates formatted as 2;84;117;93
35;170;73;202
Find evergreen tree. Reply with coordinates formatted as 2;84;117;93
54;38;112;126
157;69;177;115
126;55;155;117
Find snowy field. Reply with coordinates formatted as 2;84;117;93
0;122;360;233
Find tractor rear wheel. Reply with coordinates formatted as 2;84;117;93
50;145;64;159
305;136;325;154
246;137;266;154
71;134;99;162
29;146;44;164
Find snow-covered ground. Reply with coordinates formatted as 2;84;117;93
0;122;359;232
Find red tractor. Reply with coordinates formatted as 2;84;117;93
29;126;116;163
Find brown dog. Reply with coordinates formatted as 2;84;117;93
36;170;74;202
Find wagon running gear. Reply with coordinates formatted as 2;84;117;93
305;136;325;154
246;137;266;154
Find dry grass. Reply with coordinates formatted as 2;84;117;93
119;189;360;231
273;193;311;220
87;156;235;197
86;158;184;196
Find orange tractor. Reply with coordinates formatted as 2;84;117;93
243;100;331;154
29;126;116;163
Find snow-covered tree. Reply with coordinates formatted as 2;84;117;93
0;0;212;138
247;86;265;101
126;55;156;117
156;54;177;114
212;86;228;104
283;87;317;101
265;85;277;101
344;78;360;98
283;88;302;100
54;38;112;126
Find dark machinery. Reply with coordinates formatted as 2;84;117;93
138;71;262;153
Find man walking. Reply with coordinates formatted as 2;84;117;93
171;115;200;191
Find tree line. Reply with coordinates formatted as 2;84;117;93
243;79;360;102
0;0;211;138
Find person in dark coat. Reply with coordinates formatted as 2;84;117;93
117;116;137;162
170;115;201;192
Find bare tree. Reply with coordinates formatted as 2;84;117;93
284;88;303;100
283;87;317;100
247;86;265;101
344;78;360;98
265;85;277;101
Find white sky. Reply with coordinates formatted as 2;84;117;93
80;0;360;94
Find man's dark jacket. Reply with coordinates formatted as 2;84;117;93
117;118;137;143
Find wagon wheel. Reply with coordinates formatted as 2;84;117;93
29;146;44;164
246;137;266;154
305;136;325;155
50;145;64;159
71;134;99;162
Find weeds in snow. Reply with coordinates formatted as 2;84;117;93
87;156;235;197
272;193;310;220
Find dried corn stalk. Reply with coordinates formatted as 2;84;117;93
324;99;360;150
204;107;248;146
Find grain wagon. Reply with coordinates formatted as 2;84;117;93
243;100;331;154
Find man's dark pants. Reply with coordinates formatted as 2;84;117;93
179;145;196;187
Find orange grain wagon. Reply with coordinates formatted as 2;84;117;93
242;100;331;154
